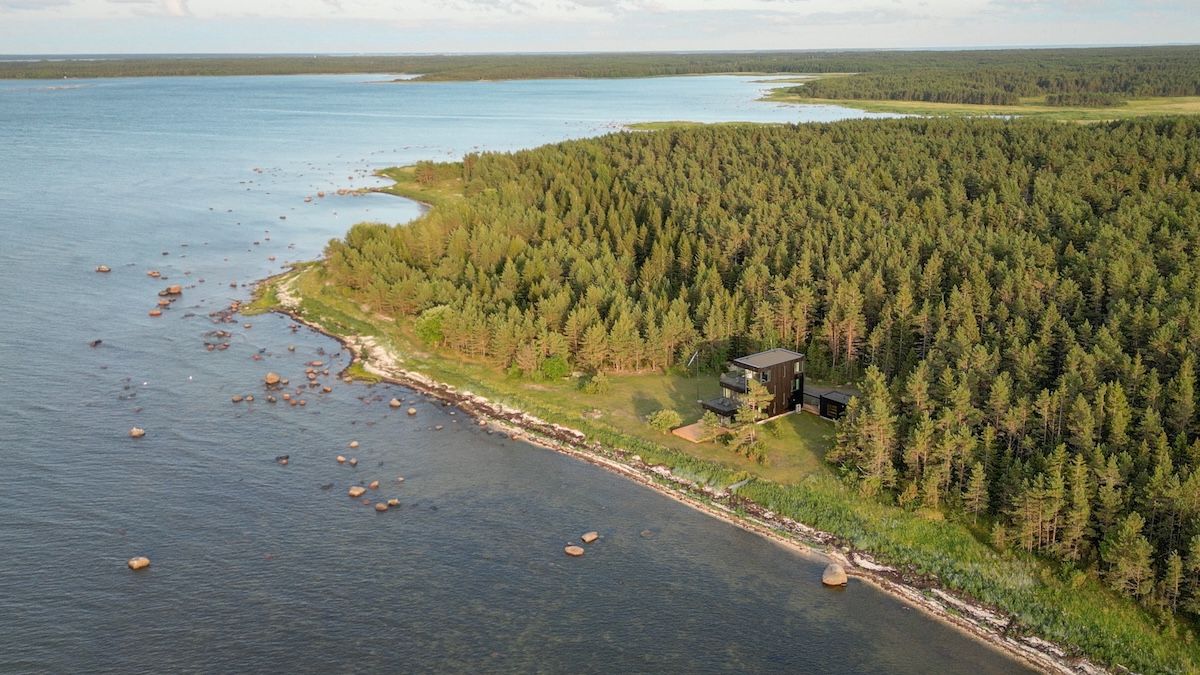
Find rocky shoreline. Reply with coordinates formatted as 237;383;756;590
266;271;1107;675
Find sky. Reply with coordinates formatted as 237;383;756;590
0;0;1196;55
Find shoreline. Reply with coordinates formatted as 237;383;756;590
265;270;1105;675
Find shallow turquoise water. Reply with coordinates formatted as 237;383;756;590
0;74;1032;673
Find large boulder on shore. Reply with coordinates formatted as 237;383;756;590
822;563;848;586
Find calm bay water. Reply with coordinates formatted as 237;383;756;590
0;74;1032;673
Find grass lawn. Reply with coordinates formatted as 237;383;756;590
763;88;1200;121
372;163;464;207
290;270;835;485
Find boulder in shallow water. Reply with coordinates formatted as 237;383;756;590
349;441;359;449
95;265;111;273
348;486;366;498
581;532;599;544
389;398;402;408
822;563;848;587
564;546;585;557
127;556;150;570
374;502;388;512
129;427;146;438
407;408;417;416
368;480;379;489
265;372;280;386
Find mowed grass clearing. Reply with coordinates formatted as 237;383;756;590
290;268;835;485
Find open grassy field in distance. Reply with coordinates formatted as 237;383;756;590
766;87;1200;121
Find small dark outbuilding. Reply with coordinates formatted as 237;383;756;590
702;348;805;423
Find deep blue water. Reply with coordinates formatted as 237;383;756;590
0;74;1032;673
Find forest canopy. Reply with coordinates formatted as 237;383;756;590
789;47;1200;105
323;116;1200;620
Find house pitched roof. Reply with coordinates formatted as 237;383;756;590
733;348;804;370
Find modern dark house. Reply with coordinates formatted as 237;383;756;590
802;386;855;420
702;348;805;423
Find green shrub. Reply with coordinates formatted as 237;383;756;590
648;409;683;433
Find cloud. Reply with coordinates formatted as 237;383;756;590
163;0;189;16
0;0;71;9
321;0;343;10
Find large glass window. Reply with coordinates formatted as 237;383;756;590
759;370;770;384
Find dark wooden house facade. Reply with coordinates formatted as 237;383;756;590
702;348;805;423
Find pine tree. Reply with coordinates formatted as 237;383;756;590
964;461;988;524
833;366;898;498
1101;512;1155;599
1059;453;1092;560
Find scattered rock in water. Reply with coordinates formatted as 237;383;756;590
387;499;400;506
349;441;359;449
581;532;599;544
368;480;379;489
157;299;171;307
148;309;162;317
279;458;288;465
244;395;254;402
336;455;346;463
276;454;289;464
348;458;357;466
282;394;291;401
231;395;243;403
147;270;160;278
127;556;150;570
129;427;146;438
322;385;332;393
95;265;111;273
564;546;585;557
477;420;487;426
434;425;444;431
89;339;103;348
395;476;405;483
407;408;417;416
288;345;295;352
266;396;276;403
265;372;280;386
389;398;401;408
640;530;653;538
348;486;366;498
822;563;848;587
374;502;388;511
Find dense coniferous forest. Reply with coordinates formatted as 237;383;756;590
4;46;1200;90
323;117;1200;622
791;48;1200;105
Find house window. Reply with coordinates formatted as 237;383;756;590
792;376;801;392
759;370;770;384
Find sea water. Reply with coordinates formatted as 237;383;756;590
0;73;1032;673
